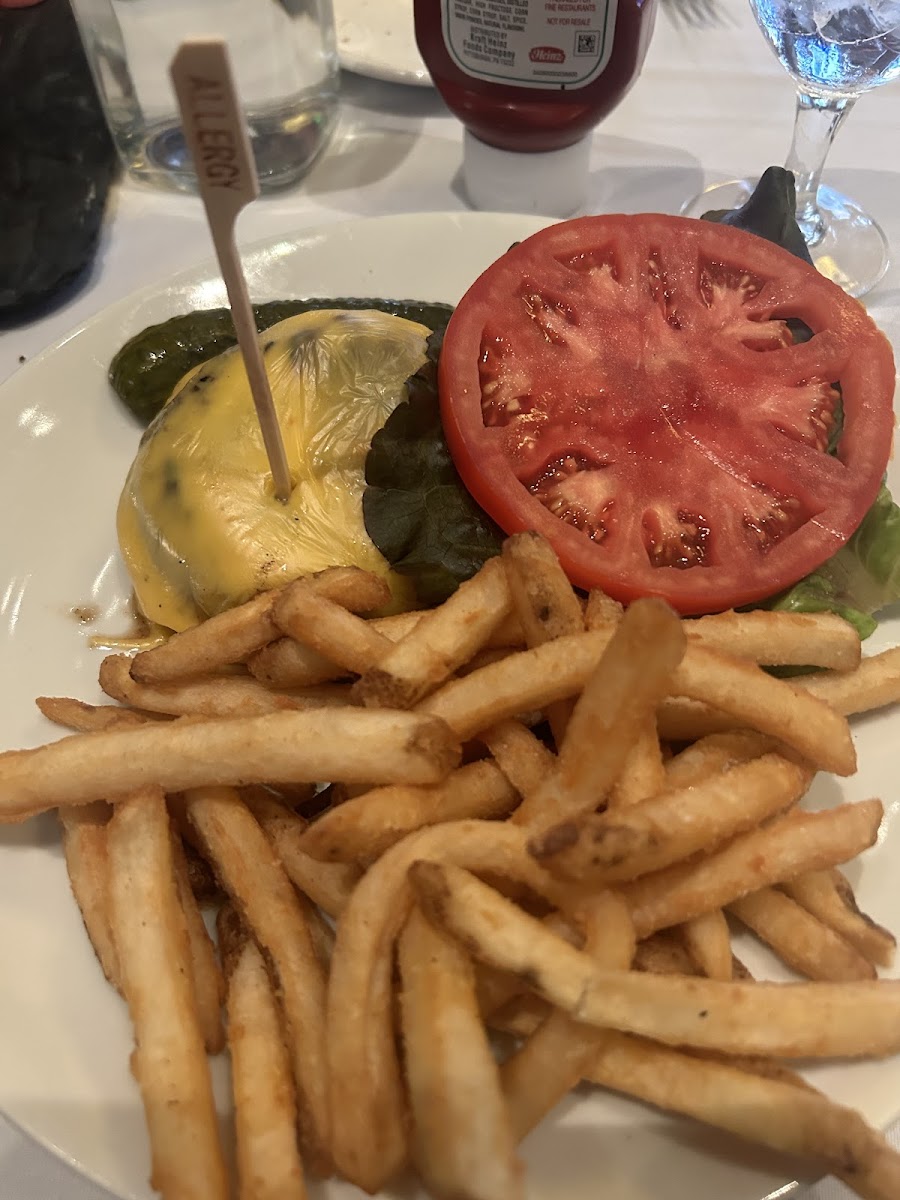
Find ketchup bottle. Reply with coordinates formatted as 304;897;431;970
415;0;658;216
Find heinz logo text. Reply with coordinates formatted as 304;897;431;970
529;45;565;63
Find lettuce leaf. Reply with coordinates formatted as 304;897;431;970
767;486;900;639
701;165;814;266
363;328;504;606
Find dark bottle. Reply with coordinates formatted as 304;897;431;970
415;0;658;215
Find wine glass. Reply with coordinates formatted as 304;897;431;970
682;0;900;297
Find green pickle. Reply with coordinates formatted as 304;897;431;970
109;298;455;425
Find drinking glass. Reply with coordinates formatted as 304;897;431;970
683;1;900;297
70;0;340;194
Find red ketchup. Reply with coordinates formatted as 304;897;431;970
415;0;658;215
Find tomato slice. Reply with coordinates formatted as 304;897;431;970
439;214;896;614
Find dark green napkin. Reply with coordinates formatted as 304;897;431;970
0;0;119;318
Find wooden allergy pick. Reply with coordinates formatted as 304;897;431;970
170;39;293;503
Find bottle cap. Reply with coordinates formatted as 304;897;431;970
463;129;591;218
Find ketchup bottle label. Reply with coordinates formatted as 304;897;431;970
440;0;619;90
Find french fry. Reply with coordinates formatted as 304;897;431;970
624;800;884;938
369;611;434;641
530;755;811;886
241;786;360;918
457;647;516;675
663;730;774;789
477;910;583;1024
585;1033;900;1200
660;716;737;990
678;909;733;981
410;860;900;1059
239;786;310;825
608;717;665;809
247;612;415;689
479;720;556;799
476;963;529;1024
248;637;348;690
659;644;900;740
487;993;550;1038
501;891;635;1142
297;761;518;863
484;610;528;650
418;629;613;741
218;906;307;1200
795;646;900;714
326;820;562;1194
670;646;856;776
107;788;227;1200
59;802;120;989
686;1047;812;1089
399;906;522;1200
306;904;336;971
170;836;225;1053
512;599;687;827
130;592;280;685
502;532;585;744
782;869;896;968
583;587;624;630
37;696;157;732
684;610;861;671
729;887;876;982
545;596;684;821
182;841;222;905
502;533;585;646
657;696;736;742
100;653;352;719
132;567;390;684
0;708;461;822
633;930;699;977
354;559;513;709
651;937;752;983
274;579;393;676
183;786;331;1172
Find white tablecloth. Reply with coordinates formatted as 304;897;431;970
1;2;899;1197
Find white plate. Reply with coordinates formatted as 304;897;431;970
1;210;899;1200
333;0;431;86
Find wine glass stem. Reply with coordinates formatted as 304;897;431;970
784;89;856;247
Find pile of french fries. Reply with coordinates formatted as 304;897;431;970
5;531;900;1200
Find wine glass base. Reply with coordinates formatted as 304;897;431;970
681;179;889;300
680;179;755;219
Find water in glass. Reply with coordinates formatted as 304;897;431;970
70;0;340;193
752;0;900;97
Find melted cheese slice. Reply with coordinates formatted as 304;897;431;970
118;309;429;631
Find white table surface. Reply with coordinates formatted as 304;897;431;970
1;2;899;1198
